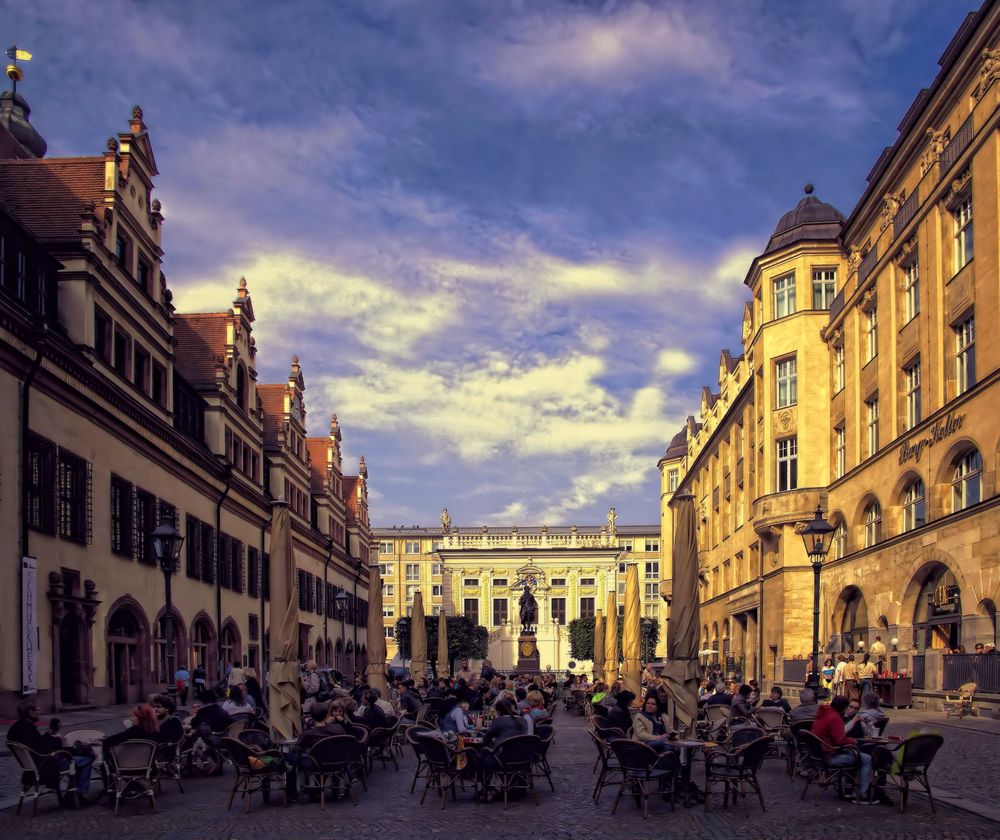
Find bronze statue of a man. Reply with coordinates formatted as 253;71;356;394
518;589;538;634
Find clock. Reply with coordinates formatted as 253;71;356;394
520;641;534;657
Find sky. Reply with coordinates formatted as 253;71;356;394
5;0;976;527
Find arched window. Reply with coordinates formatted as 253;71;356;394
952;450;982;511
902;479;926;532
832;520;848;560
864;500;882;547
236;364;248;412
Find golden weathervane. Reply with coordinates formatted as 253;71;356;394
5;43;32;92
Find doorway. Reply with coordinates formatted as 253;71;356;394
106;604;146;705
58;615;82;705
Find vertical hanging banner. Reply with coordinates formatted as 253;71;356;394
22;556;37;695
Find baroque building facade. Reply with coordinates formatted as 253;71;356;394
659;1;1000;704
374;517;665;672
0;97;373;713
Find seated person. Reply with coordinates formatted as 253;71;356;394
606;690;636;734
355;689;388;729
524;690;548;722
439;696;475;734
731;684;753;721
847;693;887;738
8;700;94;802
760;686;791;714
813;695;887;804
150;694;184;743
103;704;160;756
703;682;732;707
397;680;422;722
632;694;675;754
221;685;255;717
788;688;819;724
190;690;235;735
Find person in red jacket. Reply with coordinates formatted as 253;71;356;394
812;695;881;803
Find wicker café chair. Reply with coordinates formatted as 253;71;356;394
7;741;78;815
704;736;771;816
222;737;287;813
608;739;679;819
106;740;158;816
306;736;368;808
872;734;944;813
488;734;542;810
796;730;862;805
588;730;623;805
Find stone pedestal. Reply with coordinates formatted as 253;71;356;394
516;634;540;671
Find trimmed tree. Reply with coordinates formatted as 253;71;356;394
394;615;489;676
568;616;661;664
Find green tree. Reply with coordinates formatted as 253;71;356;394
394;615;488;676
567;616;661;663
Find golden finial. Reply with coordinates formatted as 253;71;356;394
5;43;31;93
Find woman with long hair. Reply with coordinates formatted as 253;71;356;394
103;703;160;755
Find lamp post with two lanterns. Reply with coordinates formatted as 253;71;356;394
798;506;836;697
151;520;185;702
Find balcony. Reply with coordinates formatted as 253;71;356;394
940;114;972;175
858;246;878;285
828;288;846;324
751;488;828;538
893;190;918;239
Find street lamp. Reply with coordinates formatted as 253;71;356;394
642;618;652;666
151;520;184;702
335;589;349;672
798;506;835;696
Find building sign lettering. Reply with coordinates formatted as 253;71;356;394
898;412;965;465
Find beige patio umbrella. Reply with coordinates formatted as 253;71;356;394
661;494;702;735
266;501;301;741
436;609;449;679
621;563;641;701
364;560;388;698
604;590;619;685
593;609;605;682
410;590;428;682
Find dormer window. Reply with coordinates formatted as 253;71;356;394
236;364;248;412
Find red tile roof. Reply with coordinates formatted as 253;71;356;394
258;384;287;443
173;313;228;385
306;437;330;493
0;156;105;241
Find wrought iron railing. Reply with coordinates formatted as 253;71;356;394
893;190;919;239
858;246;878;285
943;653;1000;693
828;288;846;323
940;114;973;175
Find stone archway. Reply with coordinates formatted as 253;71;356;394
220;620;242;670
105;596;151;706
47;573;100;709
153;606;187;688
190;612;218;683
832;585;869;653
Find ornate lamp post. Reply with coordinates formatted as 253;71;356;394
151;520;185;701
335;590;349;672
798;506;835;696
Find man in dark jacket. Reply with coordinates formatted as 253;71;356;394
7;701;94;800
606;690;636;733
191;691;234;735
704;683;732;707
151;694;184;743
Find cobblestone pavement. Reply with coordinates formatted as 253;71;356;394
0;708;998;840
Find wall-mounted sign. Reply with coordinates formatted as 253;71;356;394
898;412;965;465
22;556;37;695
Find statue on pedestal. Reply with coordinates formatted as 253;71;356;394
518;589;538;635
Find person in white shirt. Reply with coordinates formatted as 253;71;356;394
833;654;848;696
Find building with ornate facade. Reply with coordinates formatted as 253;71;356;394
0;95;373;713
659;1;1000;704
374;515;664;672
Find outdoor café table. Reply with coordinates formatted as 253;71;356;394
672;738;717;807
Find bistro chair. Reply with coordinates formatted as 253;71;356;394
414;703;431;725
416;734;466;810
7;741;78;815
944;682;977;718
724;725;767;750
367;724;399;772
796;730;862;805
405;727;433;794
786;720;813;777
752;708;790;762
872;733;944;813
306;735;367;808
608;739;679;819
704;736;771;816
237;729;275;753
487;734;542;810
588;730;623;805
154;738;185;794
106;739;158;816
593;718;626;742
221;737;287;813
532;724;555;792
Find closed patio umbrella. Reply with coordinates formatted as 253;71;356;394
410;590;428;683
621;563;641;700
662;494;702;735
365;560;388;698
266;501;301;741
604;591;618;685
593;609;605;682
436;609;449;679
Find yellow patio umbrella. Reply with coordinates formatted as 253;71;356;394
593;609;605;683
604;590;619;685
266;501;301;741
437;609;449;679
621;563;641;701
364;560;388;698
410;590;428;682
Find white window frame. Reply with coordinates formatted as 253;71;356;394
385;626;395;639
864;501;882;547
952;450;982;512
902;261;919;324
834;425;846;479
645;561;659;579
833;344;845;393
904;360;921;431
383;584;395;597
404;540;420;554
832;521;847;560
668;470;679;493
775;356;797;408
773;273;796;319
812;268;836;309
956;315;976;395
776;437;797;492
431;584;442;597
405;584;419;602
431;562;443;576
866;397;879;457
864;305;878;363
405;563;420;581
378;540;393;555
953;195;973;272
644;540;660;553
902;480;926;532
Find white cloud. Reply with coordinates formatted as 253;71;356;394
656;349;696;374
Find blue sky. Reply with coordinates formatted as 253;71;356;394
7;0;974;526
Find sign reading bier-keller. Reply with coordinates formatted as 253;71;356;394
22;556;37;695
898;412;965;465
